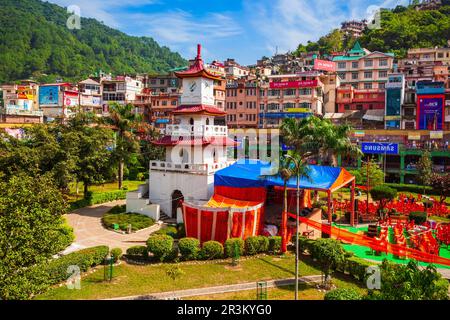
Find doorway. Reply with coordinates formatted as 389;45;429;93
171;190;184;218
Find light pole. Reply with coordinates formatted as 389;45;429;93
284;154;300;301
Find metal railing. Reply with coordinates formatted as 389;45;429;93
163;125;228;137
150;161;232;174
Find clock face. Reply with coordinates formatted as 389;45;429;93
189;81;197;92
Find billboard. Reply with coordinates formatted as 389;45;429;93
313;59;336;72
270;80;318;89
361;142;399;155
417;95;444;130
39;86;59;106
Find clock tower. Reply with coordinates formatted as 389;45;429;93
127;44;236;221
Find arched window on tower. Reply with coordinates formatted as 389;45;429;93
206;118;210;126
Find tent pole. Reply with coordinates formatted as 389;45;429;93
327;191;332;224
350;179;356;227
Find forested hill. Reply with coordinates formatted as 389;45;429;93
0;0;187;83
295;3;450;58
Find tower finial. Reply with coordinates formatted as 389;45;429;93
197;44;202;59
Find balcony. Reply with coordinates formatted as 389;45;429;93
150;161;232;175
163;124;228;137
1;106;43;117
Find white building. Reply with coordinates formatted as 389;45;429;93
126;45;236;221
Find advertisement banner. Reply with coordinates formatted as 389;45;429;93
64;94;78;107
408;133;421;141
39;86;59;106
285;108;311;113
270;80;318;89
361;142;399;155
417;95;444;130
430;131;443;139
313;59;336;72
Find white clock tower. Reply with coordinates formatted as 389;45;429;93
127;44;236;221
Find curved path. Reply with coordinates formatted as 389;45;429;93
63;200;161;253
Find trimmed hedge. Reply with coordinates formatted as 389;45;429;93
102;212;155;232
386;183;433;194
178;238;200;261
200;241;224;260
108;204;126;214
154;225;179;239
324;288;362;300
409;211;427;225
126;245;148;258
70;190;128;210
224;238;245;258
268;236;282;254
110;248;122;263
45;246;109;285
147;235;174;262
245;236;268;255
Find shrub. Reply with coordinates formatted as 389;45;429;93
146;235;174;262
245;236;260;256
346;256;375;282
257;236;269;253
409;211;427;225
177;224;186;238
110;248;122;263
70;190;129;210
325;288;362;300
224;238;245;258
178;238;200;260
102;212;155;232
45;246;109;285
386;183;433;194
108;205;126;214
370;185;397;206
154;225;179;238
268;236;282;254
200;241;224;260
126;245;148;258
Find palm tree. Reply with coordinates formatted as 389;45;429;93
281;116;362;167
104;103;142;190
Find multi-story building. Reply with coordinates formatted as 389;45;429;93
224;58;250;79
78;79;103;116
101;76;144;112
0;81;43;129
145;72;181;94
385;73;405;129
149;92;180;129
225;78;259;128
334;41;395;114
398;47;450;129
340;20;368;38
38;82;78;122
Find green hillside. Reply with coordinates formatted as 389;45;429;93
295;3;450;58
0;0;187;83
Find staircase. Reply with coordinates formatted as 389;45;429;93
159;212;177;225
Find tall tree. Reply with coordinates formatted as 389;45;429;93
105;103;142;189
430;173;450;205
417;151;433;193
0;173;72;299
281;116;362;166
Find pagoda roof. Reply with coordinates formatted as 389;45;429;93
175;44;222;81
152;136;237;147
172;104;226;116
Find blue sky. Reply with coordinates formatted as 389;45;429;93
49;0;409;65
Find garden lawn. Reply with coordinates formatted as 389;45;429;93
188;273;367;300
67;181;142;203
36;254;322;300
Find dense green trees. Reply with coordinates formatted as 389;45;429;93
295;4;450;58
0;0;187;83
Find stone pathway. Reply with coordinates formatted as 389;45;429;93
107;275;324;300
64;200;162;253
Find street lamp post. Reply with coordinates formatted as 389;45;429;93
285;154;300;301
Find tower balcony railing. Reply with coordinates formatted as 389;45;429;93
163;124;228;137
150;161;232;174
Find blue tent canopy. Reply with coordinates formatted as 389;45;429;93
214;160;354;192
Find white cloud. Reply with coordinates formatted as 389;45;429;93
244;0;409;55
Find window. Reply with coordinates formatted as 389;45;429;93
189;118;194;125
283;103;295;110
285;89;296;96
171;100;177;106
379;59;388;67
260;104;265;111
150;79;157;85
364;71;372;79
379;83;385;89
338;62;346;69
352;73;359;80
344;105;350;110
379;71;388;78
206;118;210;125
162;100;167;106
338;73;346;80
364;83;372;89
364;60;373;67
356;105;363;110
160;79;165;85
268;90;280;96
352;62;359;69
299;102;311;109
299;88;312;95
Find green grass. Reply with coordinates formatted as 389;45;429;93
36;254;323;300
102;212;155;232
67;181;142;202
188;273;367;300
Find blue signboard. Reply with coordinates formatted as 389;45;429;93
39;86;59;106
361;142;399;155
155;118;170;124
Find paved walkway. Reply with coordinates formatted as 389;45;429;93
107;275;323;300
64;200;161;253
